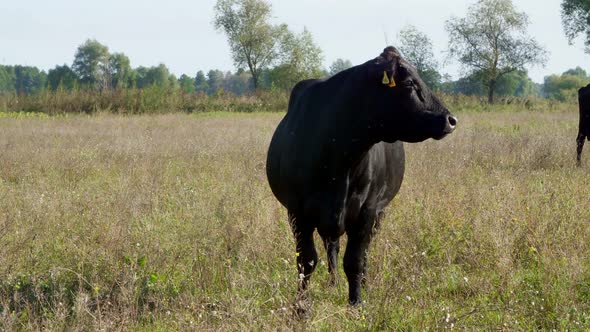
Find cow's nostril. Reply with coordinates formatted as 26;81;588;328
448;115;458;127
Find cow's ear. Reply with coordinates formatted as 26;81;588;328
379;46;401;62
373;46;400;87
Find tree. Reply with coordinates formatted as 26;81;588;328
47;64;78;91
207;69;225;94
397;25;442;90
136;64;172;89
72;39;110;90
0;65;46;95
14;66;46;95
269;27;324;91
445;0;547;103
497;70;538;97
223;70;253;95
563;66;588;77
194;70;209;94
214;0;287;89
451;69;537;97
178;74;196;93
134;67;149;89
544;68;590;102
397;25;442;89
0;66;16;94
452;72;486;96
108;53;133;89
168;74;179;91
329;58;352;76
561;0;590;52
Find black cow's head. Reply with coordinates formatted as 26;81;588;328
368;46;457;143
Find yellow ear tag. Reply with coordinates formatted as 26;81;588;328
382;71;390;85
388;75;396;88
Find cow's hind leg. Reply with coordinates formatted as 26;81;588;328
289;212;318;317
577;132;586;166
321;236;340;286
343;207;377;306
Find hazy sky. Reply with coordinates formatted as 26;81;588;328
1;0;588;83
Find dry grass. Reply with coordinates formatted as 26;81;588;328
1;109;590;330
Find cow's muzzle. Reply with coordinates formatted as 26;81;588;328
433;114;457;140
446;115;458;133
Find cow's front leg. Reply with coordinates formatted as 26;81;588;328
577;132;586;166
343;209;376;306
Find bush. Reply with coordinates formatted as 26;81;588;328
0;87;289;115
0;88;575;115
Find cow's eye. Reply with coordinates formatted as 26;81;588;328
403;79;414;87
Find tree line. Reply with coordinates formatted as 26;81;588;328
0;0;589;105
0;39;259;96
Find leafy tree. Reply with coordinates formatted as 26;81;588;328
14;66;46;95
544;69;590;102
72;39;110;90
178;74;196;93
168;74;179;91
445;0;547;103
563;66;588;77
451;69;538;97
561;0;590;52
214;0;287;89
0;66;16;94
134;67;149;88
47;64;78;91
397;25;442;89
223;70;253;95
207;69;225;94
269;27;324;91
194;70;209;94
452;72;486;96
498;70;538;97
109;53;133;89
136;64;172;89
147;64;170;88
329;58;352;76
0;65;46;94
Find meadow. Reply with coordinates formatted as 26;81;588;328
1;107;590;330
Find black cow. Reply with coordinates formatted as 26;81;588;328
265;47;457;310
577;84;590;165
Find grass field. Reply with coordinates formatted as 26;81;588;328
1;109;590;330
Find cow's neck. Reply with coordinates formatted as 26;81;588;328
320;83;381;173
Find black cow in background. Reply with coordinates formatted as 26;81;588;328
266;46;457;313
577;84;590;165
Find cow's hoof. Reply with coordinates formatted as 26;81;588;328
325;275;338;287
293;300;311;320
346;301;367;319
348;298;364;307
